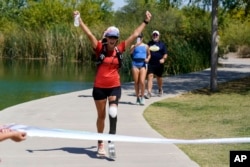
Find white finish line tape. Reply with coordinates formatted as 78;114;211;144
7;124;250;144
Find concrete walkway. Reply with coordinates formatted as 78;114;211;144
0;53;249;167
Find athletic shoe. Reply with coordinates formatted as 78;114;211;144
144;92;151;99
97;142;106;157
136;97;140;105
140;97;145;105
108;141;116;159
158;89;163;97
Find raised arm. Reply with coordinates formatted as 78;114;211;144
125;11;152;49
74;11;98;49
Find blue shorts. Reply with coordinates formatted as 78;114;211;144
132;60;146;69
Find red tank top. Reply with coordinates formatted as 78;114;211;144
94;41;126;88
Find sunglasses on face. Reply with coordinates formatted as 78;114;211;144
107;36;118;39
152;33;159;37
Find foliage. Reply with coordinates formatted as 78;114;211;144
0;0;26;19
0;0;249;74
218;12;250;56
117;1;211;74
0;0;114;60
187;0;250;17
221;0;250;17
19;0;71;30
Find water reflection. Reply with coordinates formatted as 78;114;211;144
0;59;131;110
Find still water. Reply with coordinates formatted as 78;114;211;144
0;59;131;110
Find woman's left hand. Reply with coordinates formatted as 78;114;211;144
145;11;152;22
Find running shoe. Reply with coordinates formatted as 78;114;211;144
97;142;106;157
158;89;163;97
140;97;145;105
144;92;152;99
136;97;140;105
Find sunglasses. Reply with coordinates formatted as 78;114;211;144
152;33;159;37
107;36;118;39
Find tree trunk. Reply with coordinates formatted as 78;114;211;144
210;0;218;92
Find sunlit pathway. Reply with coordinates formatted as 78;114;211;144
0;53;249;167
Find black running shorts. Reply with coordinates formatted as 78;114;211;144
92;86;121;101
147;64;164;77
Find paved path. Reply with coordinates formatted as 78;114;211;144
0;54;249;167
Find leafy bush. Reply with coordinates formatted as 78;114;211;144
1;0;249;75
219;17;250;55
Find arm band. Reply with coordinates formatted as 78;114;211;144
143;20;149;24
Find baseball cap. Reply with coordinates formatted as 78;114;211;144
152;30;160;36
105;26;120;38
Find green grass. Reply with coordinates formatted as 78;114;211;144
143;76;250;167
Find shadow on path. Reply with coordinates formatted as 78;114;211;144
26;146;115;161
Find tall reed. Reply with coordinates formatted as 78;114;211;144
2;20;211;75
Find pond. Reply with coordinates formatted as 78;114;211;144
0;59;132;110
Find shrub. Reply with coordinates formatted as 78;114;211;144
238;45;250;58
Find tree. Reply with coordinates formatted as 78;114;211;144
221;0;250;17
210;0;218;92
0;0;26;17
187;0;250;91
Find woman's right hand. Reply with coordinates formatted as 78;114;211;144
73;11;79;16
